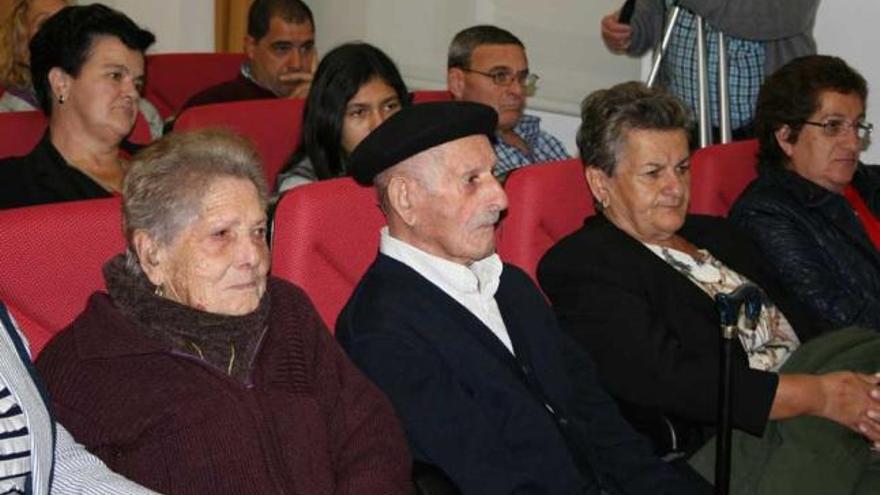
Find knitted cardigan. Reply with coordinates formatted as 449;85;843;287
35;277;412;495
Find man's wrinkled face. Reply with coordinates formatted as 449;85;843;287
407;135;508;265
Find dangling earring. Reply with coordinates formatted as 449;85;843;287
154;284;165;297
601;197;610;209
57;95;65;104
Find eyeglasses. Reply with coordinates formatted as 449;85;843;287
803;118;874;141
461;68;539;90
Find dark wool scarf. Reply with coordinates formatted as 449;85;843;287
103;254;269;382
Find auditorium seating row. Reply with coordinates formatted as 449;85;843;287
0;92;453;188
0;139;758;356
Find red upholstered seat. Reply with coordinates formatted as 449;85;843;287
143;52;247;119
0;111;46;158
496;158;594;284
0;198;124;356
411;90;454;104
689;139;759;216
270;178;385;330
0;110;152;159
173;98;305;189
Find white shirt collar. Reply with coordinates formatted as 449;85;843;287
379;227;514;354
379;227;503;299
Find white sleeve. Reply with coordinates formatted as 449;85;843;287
52;424;162;495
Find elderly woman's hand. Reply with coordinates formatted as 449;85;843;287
818;371;880;444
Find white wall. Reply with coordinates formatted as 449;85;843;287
91;0;214;54
311;0;641;116
97;1;880;160
814;0;880;163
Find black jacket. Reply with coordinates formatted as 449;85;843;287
337;254;709;495
0;133;112;210
730;164;880;330
538;214;828;456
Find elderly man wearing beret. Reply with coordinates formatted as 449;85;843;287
335;101;711;494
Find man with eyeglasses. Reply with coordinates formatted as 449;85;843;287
731;55;880;330
447;25;570;180
179;0;317;114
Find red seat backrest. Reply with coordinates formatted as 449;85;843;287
0;111;46;158
174;98;305;189
0;110;151;159
270;178;385;330
689;139;759;216
496;158;594;284
411;90;454;104
0;198;124;356
144;52;247;119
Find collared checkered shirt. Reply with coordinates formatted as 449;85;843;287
494;114;570;178
661;4;765;130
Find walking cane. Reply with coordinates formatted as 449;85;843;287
714;284;764;495
646;3;733;146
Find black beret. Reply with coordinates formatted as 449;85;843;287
349;101;498;185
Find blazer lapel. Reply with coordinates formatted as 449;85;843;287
377;255;529;385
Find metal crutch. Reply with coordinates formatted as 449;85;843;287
646;4;733;147
714;283;764;495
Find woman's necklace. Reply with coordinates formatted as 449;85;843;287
188;341;236;376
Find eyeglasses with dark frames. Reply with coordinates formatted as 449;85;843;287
802;118;874;141
461;68;539;90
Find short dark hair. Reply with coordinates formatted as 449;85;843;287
247;0;313;41
29;3;154;115
447;25;523;69
291;42;410;180
755;55;868;170
578;81;692;177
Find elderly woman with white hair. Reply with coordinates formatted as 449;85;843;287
35;129;411;495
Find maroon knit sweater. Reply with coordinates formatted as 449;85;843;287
35;277;412;495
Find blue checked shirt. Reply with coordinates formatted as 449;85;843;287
662;4;765;130
494;114;570;178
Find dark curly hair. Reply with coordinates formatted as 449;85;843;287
755;55;868;170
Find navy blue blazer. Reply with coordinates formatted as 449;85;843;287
337;254;709;495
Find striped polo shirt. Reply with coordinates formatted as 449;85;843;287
0;384;30;494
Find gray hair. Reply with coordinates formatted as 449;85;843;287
447;25;523;69
122;128;269;274
577;81;692;177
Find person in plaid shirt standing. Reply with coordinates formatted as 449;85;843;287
601;0;819;141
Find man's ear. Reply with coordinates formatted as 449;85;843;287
447;68;465;100
386;176;420;227
244;35;258;60
775;125;795;158
585;167;611;207
132;230;167;287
